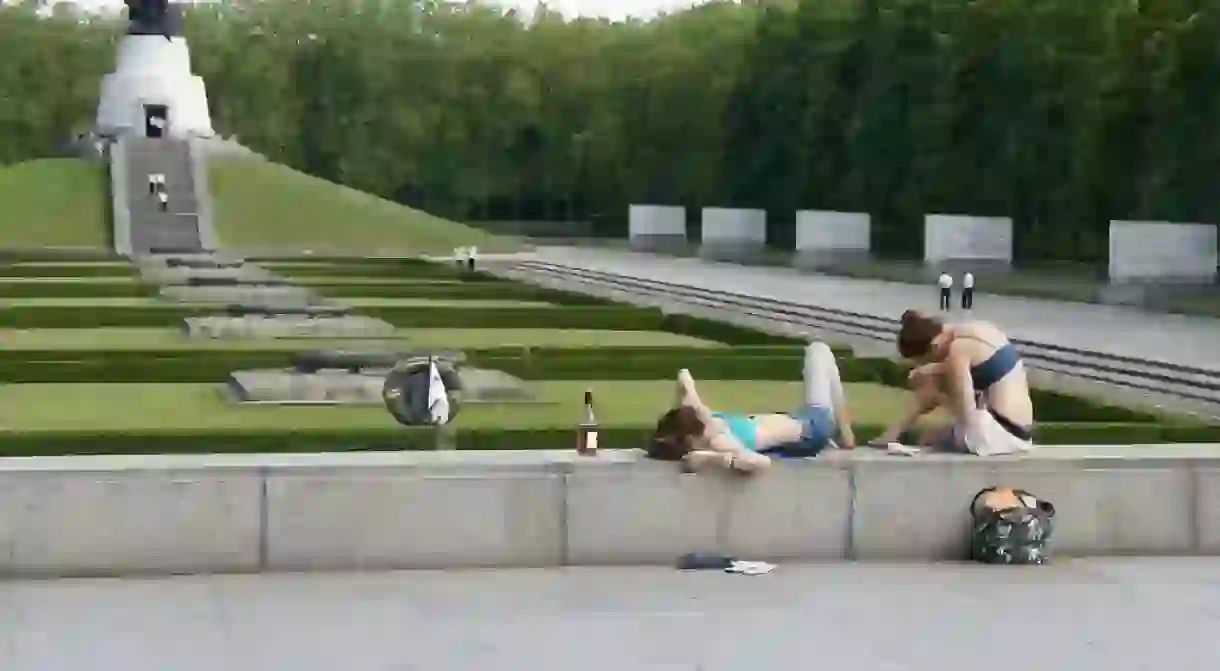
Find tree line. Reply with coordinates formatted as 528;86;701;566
1;0;1217;261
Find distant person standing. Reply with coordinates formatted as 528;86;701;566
937;272;953;311
157;190;168;212
467;245;477;272
961;272;975;310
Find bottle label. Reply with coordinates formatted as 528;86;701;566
585;431;598;452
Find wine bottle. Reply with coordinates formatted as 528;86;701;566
577;389;598;455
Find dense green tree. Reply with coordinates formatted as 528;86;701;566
0;0;1216;261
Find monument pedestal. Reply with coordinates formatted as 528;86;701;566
96;36;214;139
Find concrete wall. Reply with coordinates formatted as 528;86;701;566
700;207;766;261
109;137;134;256
924;214;1013;270
628;205;687;252
2;447;1219;577
794;211;871;268
1108;221;1218;284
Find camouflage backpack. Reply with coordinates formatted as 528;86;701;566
968;487;1056;565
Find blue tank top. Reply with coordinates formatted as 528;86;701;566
711;412;759;451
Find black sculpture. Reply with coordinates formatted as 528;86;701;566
124;0;181;40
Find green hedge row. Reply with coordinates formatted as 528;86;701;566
0;263;133;278
0;347;1158;423
309;282;612;304
268;262;489;279
0;304;668;330
0;422;1211;456
0;346;812;383
0;278;611;303
0;281;154;298
0;304;797;346
252;257;442;267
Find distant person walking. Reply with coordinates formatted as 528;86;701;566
961;272;975;310
938;272;953;311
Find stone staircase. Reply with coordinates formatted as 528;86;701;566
122;136;205;254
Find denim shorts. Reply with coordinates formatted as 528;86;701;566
760;405;836;458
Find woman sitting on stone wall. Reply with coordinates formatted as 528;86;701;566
647;342;856;472
871;309;1035;456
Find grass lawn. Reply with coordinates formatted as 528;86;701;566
0;327;721;350
0;297;553;308
209;156;520;255
0;381;912;432
0;159;108;248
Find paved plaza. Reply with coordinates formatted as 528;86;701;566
3;560;1219;670
530;246;1220;372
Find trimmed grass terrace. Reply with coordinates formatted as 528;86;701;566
0;381;914;433
209;156;519;255
0;159;108;248
0;297;556;308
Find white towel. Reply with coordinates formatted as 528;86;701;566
426;358;450;425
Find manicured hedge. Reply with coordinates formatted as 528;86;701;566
269;262;488;279
0;346;1159;423
0;263;133;278
0;421;1212;456
0;304;668;330
660;312;805;345
252;256;441;267
299;281;611;304
0;280;153;298
0;346;812;383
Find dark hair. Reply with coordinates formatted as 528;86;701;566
897;309;944;359
647;406;705;461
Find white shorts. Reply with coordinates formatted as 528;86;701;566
950;408;1034;456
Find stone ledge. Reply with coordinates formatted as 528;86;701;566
0;446;1217;576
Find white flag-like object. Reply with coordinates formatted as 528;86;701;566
426;358;450;425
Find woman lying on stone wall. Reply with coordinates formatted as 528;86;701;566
646;342;856;472
870;309;1035;456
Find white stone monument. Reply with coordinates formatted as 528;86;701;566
628;205;687;252
923;214;1013;272
1108;221;1218;284
794;210;871;268
95;2;214;140
700;207;766;261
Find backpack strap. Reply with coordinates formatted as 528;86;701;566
1013;489;1056;518
969;487;998;517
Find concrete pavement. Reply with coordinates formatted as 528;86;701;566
530;246;1220;372
3;560;1219;670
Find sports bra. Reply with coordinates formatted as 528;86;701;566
957;333;1022;391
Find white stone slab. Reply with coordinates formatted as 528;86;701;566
160;284;315;305
185;315;395;339
700;207;766;244
628;205;686;238
795;211;871;253
1108;221;1218;283
923;214;1013;263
